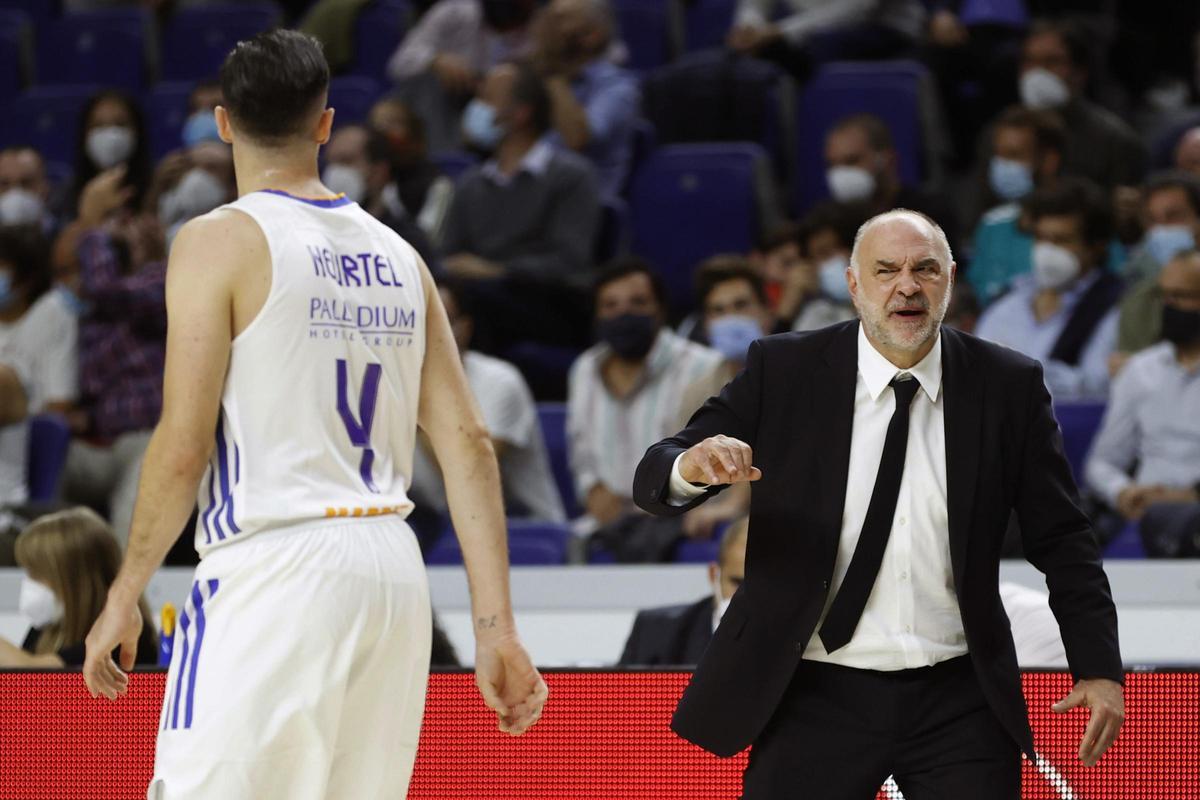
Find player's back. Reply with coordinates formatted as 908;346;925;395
194;189;426;555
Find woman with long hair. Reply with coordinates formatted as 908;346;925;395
0;507;157;667
68;89;152;217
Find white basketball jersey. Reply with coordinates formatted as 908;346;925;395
193;190;427;557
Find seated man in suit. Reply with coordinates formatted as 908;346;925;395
619;517;747;666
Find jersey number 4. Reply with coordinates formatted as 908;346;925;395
336;359;382;493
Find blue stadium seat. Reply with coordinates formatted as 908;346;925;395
1052;401;1106;484
425;520;569;565
1103;522;1146;559
595;196;630;263
37;9;149;91
674;536;719;563
0;0;55;32
793;60;928;213
328;75;384;127
430;150;479;182
612;0;676;72
160;3;281;82
145;81;194;159
503;342;581;404
681;0;735;53
1;85;100;164
28;413;71;502
628;142;767;315
348;0;410;78
536;403;581;519
0;10;29;103
621;117;656;196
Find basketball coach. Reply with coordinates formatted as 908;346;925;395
632;209;1124;798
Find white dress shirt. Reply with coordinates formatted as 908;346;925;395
669;326;968;670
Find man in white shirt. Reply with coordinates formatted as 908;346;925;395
634;209;1124;798
409;283;566;524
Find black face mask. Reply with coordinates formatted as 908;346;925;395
596;313;659;361
1161;304;1200;348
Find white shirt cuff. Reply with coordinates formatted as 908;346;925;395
667;452;709;506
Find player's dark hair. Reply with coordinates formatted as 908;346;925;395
219;29;329;143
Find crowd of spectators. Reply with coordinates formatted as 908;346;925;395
1;0;1199;573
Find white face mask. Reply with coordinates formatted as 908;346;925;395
322;164;367;204
158;167;227;228
1032;241;1081;290
1020;68;1071;110
826;165;876;202
86;125;136;169
0;188;44;226
18;576;62;628
712;576;732;630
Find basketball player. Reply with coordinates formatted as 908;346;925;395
82;30;547;798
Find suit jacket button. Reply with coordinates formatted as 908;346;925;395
823;580;830;590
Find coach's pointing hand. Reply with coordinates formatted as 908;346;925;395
679;435;762;486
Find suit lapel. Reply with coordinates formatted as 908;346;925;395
941;328;982;590
813;323;860;557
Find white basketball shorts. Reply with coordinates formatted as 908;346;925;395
148;517;432;799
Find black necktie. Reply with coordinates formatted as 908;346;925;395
819;374;921;653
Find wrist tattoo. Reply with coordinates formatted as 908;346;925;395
476;615;498;631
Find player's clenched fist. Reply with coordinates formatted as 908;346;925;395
679;435;762;486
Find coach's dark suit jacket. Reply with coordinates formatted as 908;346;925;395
632;322;1122;759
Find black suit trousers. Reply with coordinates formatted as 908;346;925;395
740;656;1020;800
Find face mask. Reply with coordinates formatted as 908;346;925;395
1032;241;1081;290
1144;225;1196;267
158;167;227;228
826;165;876;203
462;99;503;150
818;254;852;302
0;188;44;226
712;576;731;629
321;164;367;204
988;156;1034;201
1020;67;1071;110
1160;304;1200;348
18;576;62;628
596;313;659;361
181;111;221;148
57;284;89;316
0;272;14;311
86;125;136;169
707;314;762;363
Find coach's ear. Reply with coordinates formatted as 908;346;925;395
315;107;335;146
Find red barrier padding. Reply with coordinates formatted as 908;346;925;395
1;670;1197;799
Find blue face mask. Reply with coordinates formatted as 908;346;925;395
462;99;503;150
0;273;14;311
988;156;1034;201
181;111;221;148
57;285;88;317
818;255;852;303
1144;225;1195;267
707;314;763;363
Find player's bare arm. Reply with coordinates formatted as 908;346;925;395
415;262;548;735
83;209;262;700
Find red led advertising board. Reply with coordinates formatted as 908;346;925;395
1;670;1197;799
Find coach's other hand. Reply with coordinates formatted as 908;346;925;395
83;596;143;700
680;435;762;486
475;629;548;736
1052;677;1125;766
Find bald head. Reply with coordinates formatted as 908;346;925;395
850;209;953;276
1176;128;1200;179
